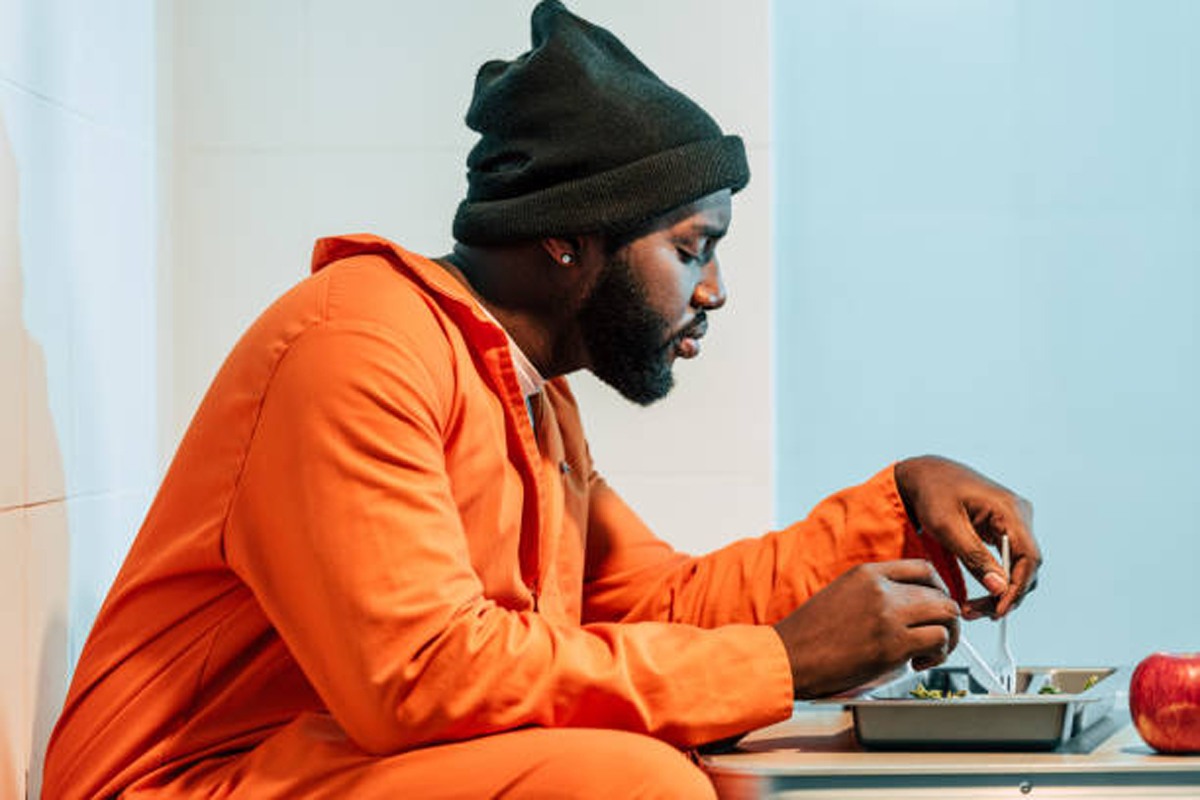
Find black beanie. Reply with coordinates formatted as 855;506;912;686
452;0;750;245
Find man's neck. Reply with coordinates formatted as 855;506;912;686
435;246;581;379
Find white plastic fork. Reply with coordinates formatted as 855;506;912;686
956;634;1008;695
995;535;1017;693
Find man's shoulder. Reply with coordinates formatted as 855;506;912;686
234;242;463;387
302;239;470;355
318;250;446;332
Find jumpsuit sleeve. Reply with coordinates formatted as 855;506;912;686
224;323;793;755
582;467;966;627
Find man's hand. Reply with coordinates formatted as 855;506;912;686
894;455;1040;620
772;560;960;698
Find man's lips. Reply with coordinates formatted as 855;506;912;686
673;314;708;359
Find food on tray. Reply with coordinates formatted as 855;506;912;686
908;671;1103;699
847;667;1122;750
909;683;968;699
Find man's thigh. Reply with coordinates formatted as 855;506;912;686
155;714;716;799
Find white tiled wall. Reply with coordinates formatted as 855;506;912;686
2;2;770;796
2;4;772;795
0;0;158;795
169;0;776;555
0;511;27;799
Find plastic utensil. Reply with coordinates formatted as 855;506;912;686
995;535;1017;693
956;634;1009;695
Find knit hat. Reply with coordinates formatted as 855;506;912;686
452;0;750;245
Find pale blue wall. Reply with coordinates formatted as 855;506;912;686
773;1;1199;667
1;0;158;790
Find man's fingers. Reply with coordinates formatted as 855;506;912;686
908;623;955;672
881;560;961;642
878;559;951;593
894;456;1041;620
996;556;1039;616
984;502;1039;616
963;561;1040;619
931;507;1009;597
983;493;1040;615
962;594;997;620
895;583;960;664
896;591;960;627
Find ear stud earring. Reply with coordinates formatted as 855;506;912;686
560;253;575;264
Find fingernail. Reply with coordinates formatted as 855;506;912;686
983;572;1007;595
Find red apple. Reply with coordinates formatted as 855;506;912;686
1129;652;1200;754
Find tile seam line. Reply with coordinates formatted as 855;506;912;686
187;144;469;156
0;497;66;513
0;75;152;146
0;486;149;514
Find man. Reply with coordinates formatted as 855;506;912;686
43;2;1039;798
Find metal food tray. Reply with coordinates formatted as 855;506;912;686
839;666;1123;751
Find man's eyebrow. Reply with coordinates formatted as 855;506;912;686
682;223;728;239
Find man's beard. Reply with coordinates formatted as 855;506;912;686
577;252;677;406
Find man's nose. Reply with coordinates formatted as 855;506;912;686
692;256;727;310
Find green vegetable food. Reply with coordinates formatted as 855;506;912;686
909;683;968;700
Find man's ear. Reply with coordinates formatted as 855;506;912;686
541;237;583;267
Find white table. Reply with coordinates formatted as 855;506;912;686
701;704;1200;799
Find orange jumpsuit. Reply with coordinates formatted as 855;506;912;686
42;235;961;799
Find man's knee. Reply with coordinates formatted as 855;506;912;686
208;719;717;799
522;728;716;800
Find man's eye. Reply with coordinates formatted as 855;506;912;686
677;248;700;264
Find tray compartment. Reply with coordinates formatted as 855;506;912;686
844;666;1121;751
